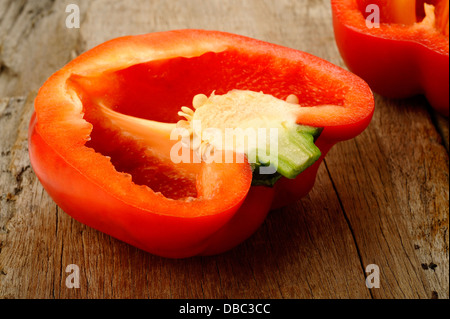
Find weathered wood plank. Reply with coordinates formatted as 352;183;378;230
0;0;84;97
0;0;448;300
325;95;449;299
0;94;48;299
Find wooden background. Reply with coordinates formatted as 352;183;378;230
0;0;448;299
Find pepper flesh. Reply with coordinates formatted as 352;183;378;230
332;0;449;116
29;30;374;257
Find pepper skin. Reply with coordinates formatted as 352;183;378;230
29;30;374;258
331;0;449;116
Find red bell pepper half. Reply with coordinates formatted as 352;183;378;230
29;30;374;258
331;0;449;116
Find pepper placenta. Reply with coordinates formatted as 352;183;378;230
331;0;449;116
29;30;374;258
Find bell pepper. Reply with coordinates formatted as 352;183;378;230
331;0;449;116
28;30;374;258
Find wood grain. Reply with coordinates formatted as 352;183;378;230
0;0;448;299
325;95;449;299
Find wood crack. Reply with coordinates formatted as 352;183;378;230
323;159;375;299
427;104;449;154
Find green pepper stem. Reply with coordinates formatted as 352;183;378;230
251;125;322;186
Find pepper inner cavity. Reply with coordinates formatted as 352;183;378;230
377;0;449;36
84;89;323;195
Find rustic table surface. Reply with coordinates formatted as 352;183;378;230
0;0;448;299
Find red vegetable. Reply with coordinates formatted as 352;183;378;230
331;0;449;116
29;30;374;258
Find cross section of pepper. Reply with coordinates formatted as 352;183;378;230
331;0;449;116
28;30;374;258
